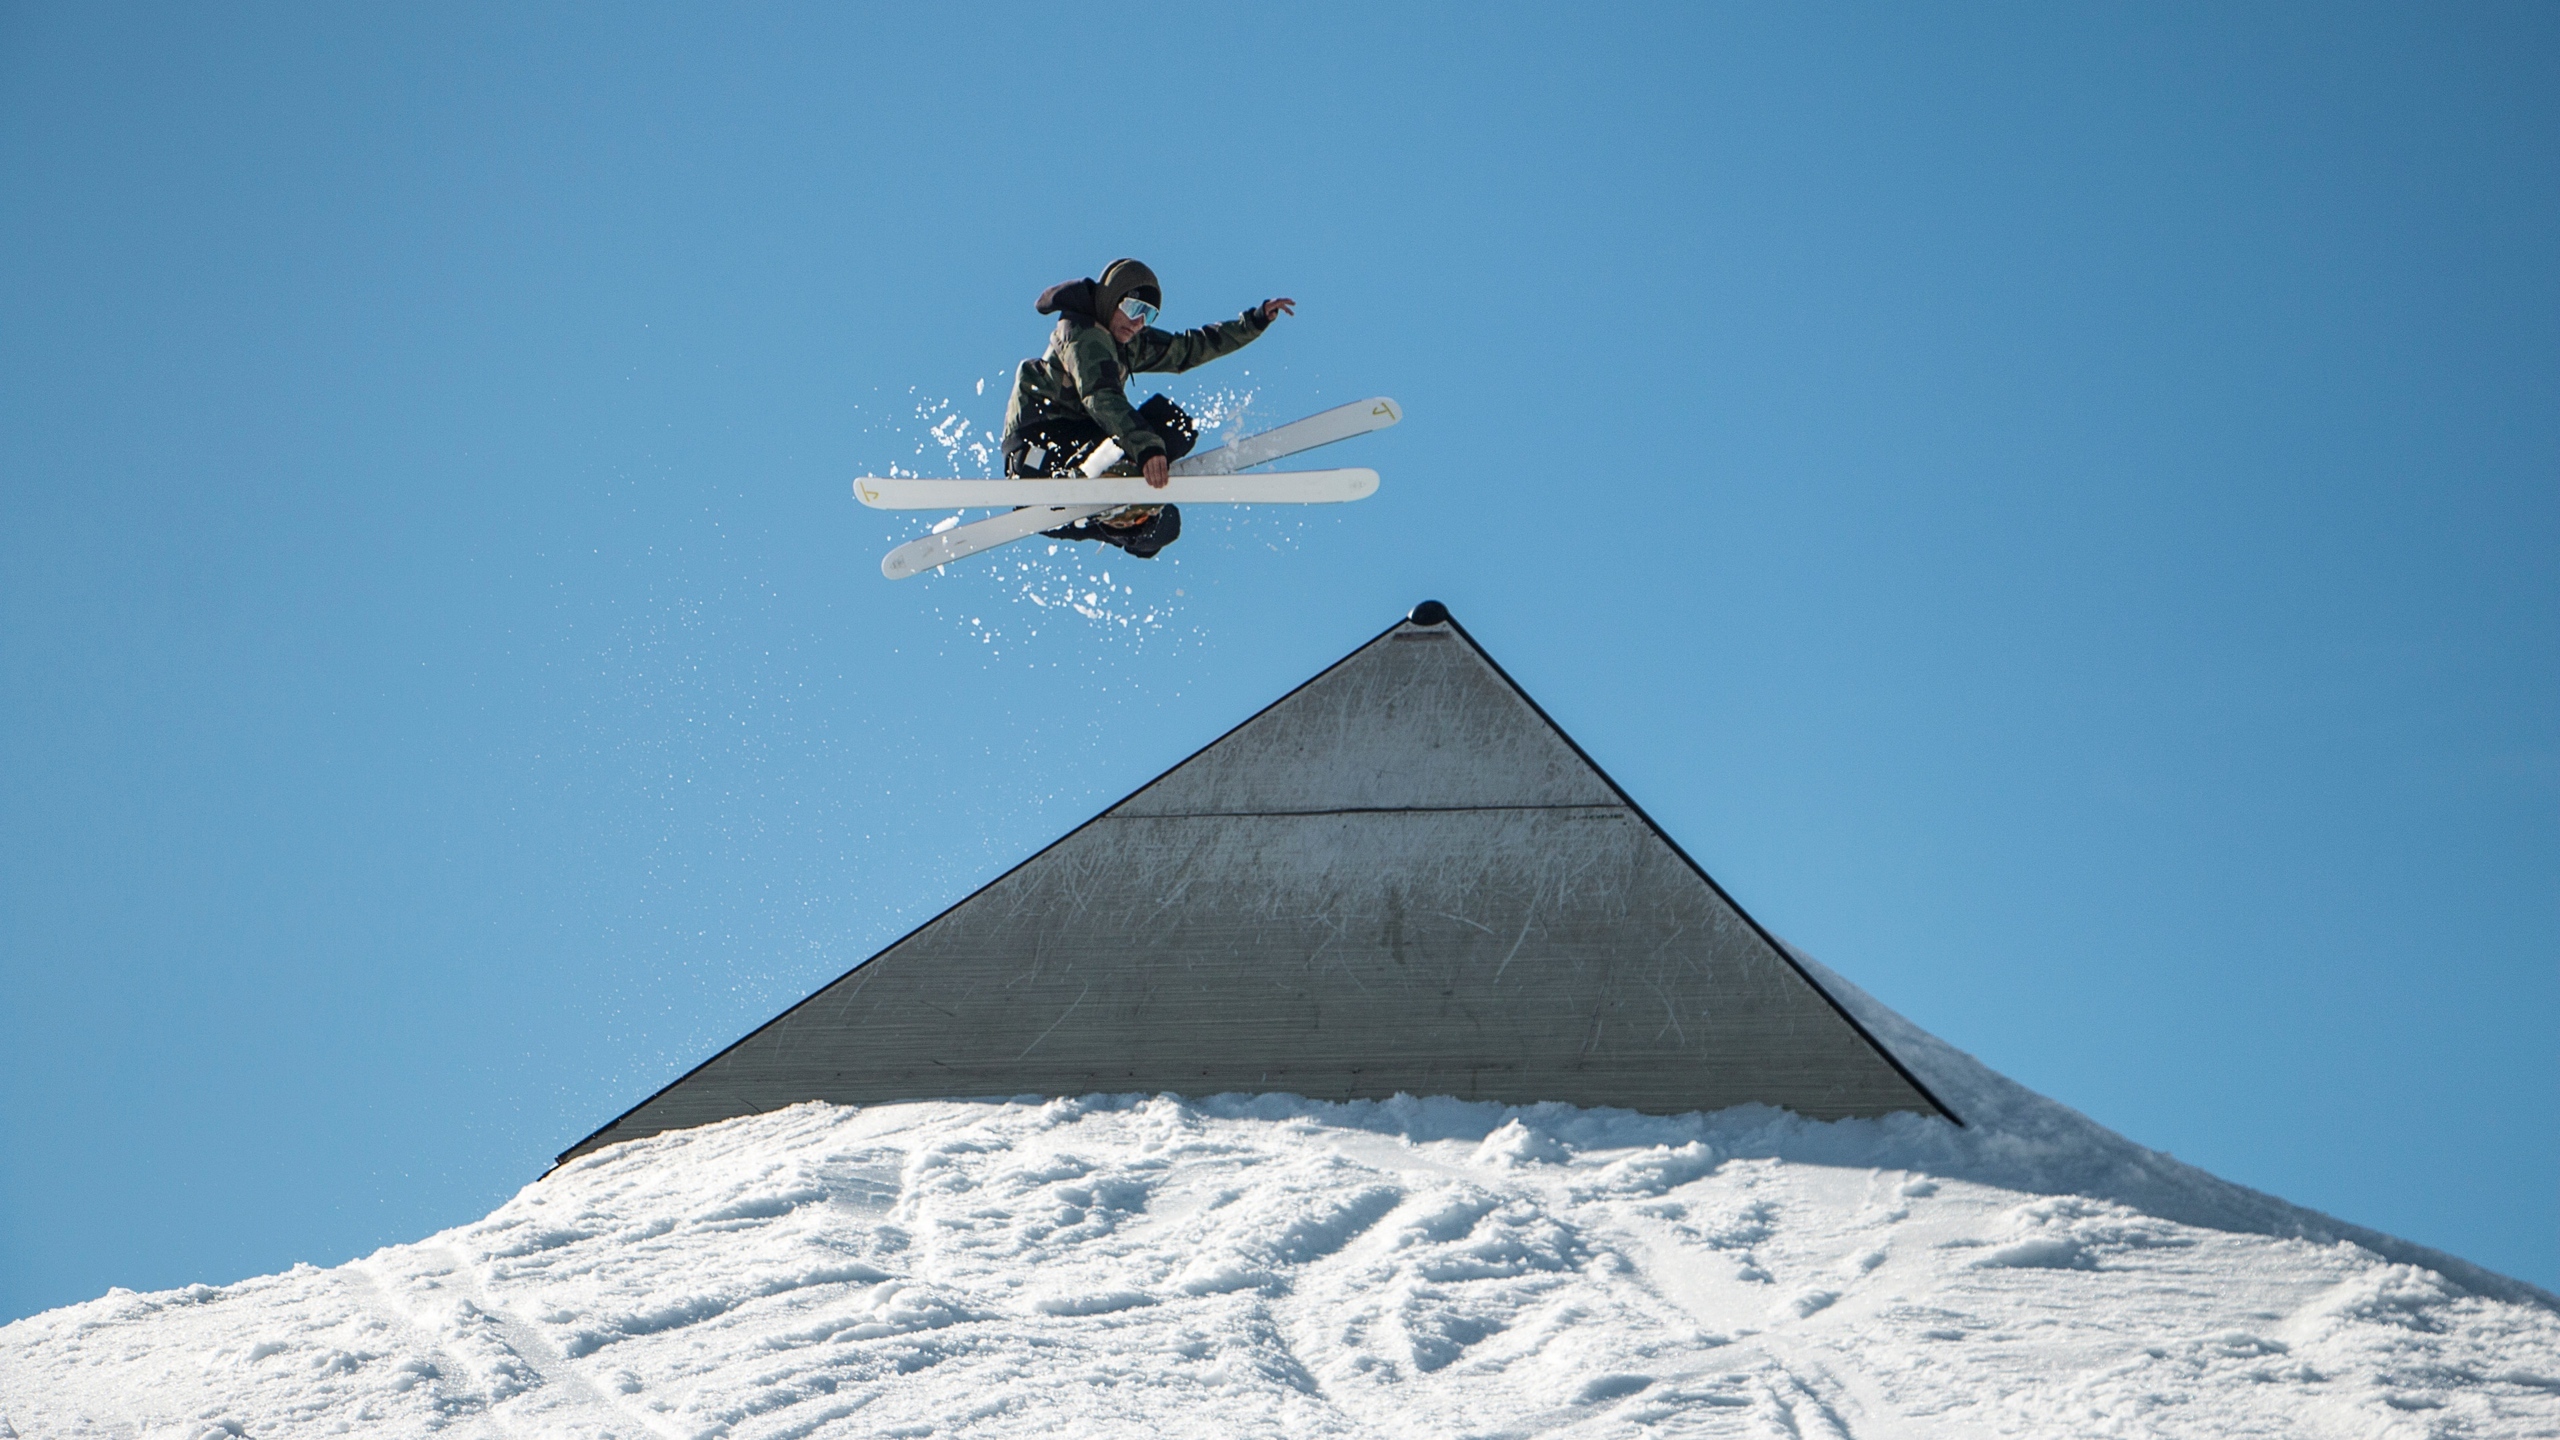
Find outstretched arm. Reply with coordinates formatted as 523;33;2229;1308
1127;297;1294;375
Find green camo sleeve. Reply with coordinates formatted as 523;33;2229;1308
1126;310;1270;375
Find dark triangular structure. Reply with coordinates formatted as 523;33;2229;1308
557;603;1954;1167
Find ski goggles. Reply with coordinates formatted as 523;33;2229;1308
1117;295;1160;327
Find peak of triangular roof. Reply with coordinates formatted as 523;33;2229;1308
557;605;1954;1168
1119;612;1613;816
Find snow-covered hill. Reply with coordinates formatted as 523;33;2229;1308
7;958;2555;1439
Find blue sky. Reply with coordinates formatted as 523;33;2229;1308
2;3;2552;1321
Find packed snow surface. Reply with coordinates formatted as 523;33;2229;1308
7;959;2555;1438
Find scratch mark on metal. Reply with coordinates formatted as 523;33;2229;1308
1494;911;1537;981
1018;983;1091;1059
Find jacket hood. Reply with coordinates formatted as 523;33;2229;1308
1036;278;1101;323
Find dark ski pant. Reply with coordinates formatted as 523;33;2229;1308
1005;395;1196;560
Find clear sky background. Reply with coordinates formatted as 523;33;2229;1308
3;3;2552;1322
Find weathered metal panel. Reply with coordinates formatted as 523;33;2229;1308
1116;627;1616;815
556;614;1951;1168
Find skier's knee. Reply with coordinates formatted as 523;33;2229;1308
1136;394;1198;463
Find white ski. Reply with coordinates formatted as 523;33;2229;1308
857;468;1377;510
1174;395;1402;475
873;395;1401;580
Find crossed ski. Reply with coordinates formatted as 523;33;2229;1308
856;396;1401;579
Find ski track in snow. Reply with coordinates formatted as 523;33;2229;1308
6;959;2557;1439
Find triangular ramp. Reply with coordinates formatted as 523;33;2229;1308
558;605;1954;1166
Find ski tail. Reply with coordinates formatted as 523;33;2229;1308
881;504;1104;579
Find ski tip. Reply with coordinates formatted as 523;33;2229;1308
854;478;893;510
1366;397;1403;426
1408;599;1451;627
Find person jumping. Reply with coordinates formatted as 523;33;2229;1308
999;258;1293;558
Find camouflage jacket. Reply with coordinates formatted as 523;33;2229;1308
1002;290;1269;465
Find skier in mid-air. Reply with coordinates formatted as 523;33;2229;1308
1000;258;1293;558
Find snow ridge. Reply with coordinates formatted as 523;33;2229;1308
5;960;2556;1439
1790;949;2558;1312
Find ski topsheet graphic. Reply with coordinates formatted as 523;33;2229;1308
865;397;1400;580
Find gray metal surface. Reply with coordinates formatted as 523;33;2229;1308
557;615;1952;1167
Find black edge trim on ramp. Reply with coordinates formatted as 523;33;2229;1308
1427;601;1962;1127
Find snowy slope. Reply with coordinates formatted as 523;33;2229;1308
6;958;2555;1440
